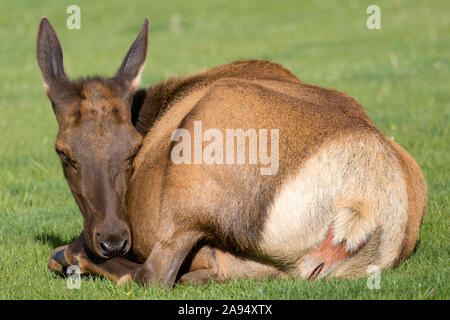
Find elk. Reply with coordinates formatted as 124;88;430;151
37;18;427;287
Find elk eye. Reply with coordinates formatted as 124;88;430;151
56;149;70;163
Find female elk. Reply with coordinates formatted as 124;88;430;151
37;18;427;287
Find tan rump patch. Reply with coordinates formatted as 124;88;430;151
259;132;409;269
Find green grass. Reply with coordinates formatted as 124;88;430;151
0;0;448;299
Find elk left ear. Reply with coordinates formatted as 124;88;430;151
115;18;149;92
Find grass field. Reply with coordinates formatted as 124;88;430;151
0;0;448;299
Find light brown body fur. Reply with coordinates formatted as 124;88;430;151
122;60;427;283
49;60;427;286
39;19;427;287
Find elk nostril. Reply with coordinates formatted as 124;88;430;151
119;239;128;252
99;241;110;252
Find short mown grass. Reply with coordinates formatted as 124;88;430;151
0;0;448;299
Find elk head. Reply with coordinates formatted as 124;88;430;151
36;18;149;258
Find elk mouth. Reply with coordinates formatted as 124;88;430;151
83;242;111;263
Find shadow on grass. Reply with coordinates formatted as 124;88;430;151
34;232;78;249
413;239;421;254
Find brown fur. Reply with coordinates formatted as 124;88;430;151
388;140;427;264
128;69;376;258
38;19;427;287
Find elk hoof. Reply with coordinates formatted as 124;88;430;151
52;248;69;267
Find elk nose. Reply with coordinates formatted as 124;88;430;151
97;236;128;258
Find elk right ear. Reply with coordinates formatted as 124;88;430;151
36;18;67;93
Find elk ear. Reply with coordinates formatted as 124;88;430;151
36;18;67;92
115;18;149;92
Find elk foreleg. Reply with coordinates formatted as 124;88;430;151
47;233;141;284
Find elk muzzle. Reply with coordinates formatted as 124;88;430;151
93;221;131;258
